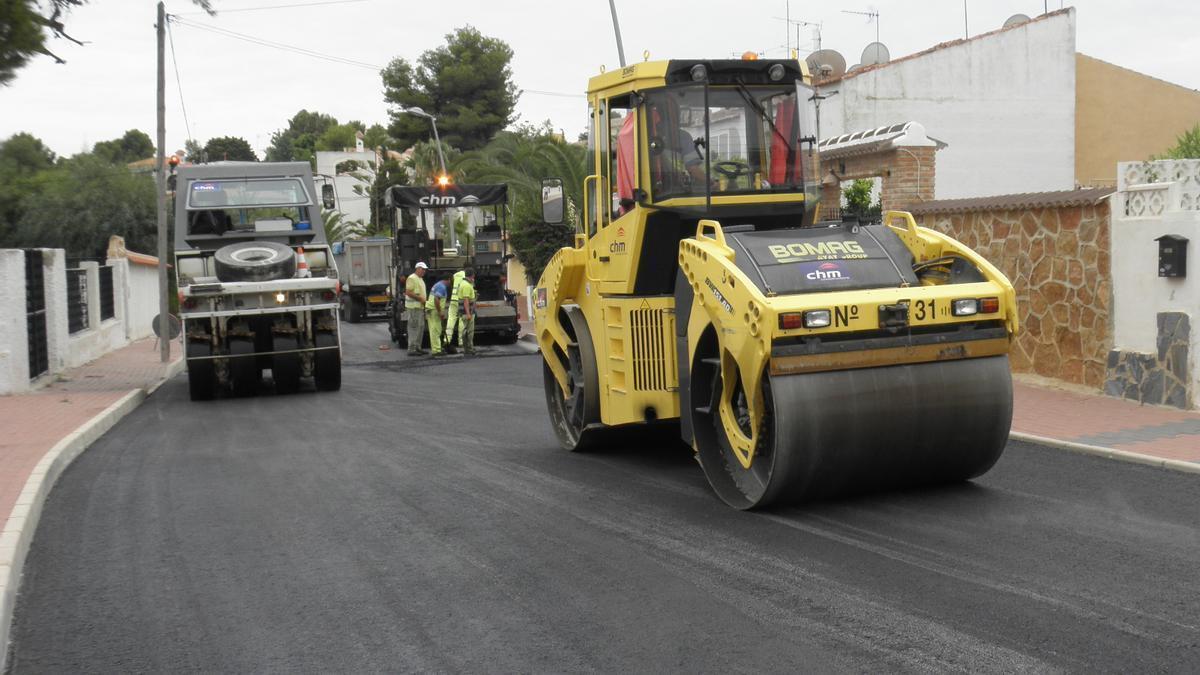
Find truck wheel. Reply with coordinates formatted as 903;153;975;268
272;335;302;394
313;332;341;391
500;330;519;345
347;296;361;324
213;241;296;282
228;338;259;397
186;342;216;401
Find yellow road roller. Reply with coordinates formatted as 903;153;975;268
533;57;1017;509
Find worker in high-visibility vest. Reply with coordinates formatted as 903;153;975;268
457;268;478;356
403;262;428;356
425;274;451;357
443;268;467;353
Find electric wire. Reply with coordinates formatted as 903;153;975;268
170;18;583;98
171;17;380;70
174;0;371;16
165;16;194;144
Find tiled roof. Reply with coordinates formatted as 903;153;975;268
906;188;1115;215
815;8;1071;86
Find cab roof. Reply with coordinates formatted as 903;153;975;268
586;58;809;96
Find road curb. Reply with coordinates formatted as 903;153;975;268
1010;431;1200;475
0;358;183;668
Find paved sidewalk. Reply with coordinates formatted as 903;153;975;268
1013;376;1200;467
0;339;181;524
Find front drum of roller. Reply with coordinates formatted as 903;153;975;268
695;355;1013;509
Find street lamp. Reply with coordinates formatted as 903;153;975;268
399;107;448;182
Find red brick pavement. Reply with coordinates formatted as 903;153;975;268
0;339;180;524
1013;379;1200;464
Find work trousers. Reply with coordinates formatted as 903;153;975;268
406;305;425;353
460;315;476;354
426;308;444;355
445;305;460;347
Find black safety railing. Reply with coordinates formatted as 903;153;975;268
25;250;48;379
99;265;115;320
66;267;89;334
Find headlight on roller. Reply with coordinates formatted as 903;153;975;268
952;299;979;316
803;309;831;328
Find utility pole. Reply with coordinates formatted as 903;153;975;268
155;2;170;363
607;0;626;67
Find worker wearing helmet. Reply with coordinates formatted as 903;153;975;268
425;274;451;357
457;268;478;356
404;262;428;356
443;268;467;353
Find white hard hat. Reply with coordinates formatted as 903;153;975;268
415;262;428;269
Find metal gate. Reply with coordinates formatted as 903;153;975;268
25;250;48;379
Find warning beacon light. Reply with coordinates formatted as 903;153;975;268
436;173;451;188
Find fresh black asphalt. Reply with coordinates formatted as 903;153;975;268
8;323;1200;672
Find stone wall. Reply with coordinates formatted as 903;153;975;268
913;198;1112;388
1105;313;1190;409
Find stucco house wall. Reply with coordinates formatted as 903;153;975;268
817;9;1077;200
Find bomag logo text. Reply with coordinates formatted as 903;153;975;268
610;241;626;254
768;241;866;263
418;195;457;206
704;277;733;314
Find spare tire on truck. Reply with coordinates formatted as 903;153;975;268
214;242;296;282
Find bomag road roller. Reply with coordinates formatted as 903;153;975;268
533;57;1018;509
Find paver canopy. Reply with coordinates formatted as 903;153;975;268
386;184;508;209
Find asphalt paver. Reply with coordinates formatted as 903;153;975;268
8;324;1200;672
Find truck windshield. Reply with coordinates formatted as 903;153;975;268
643;85;808;200
186;178;311;209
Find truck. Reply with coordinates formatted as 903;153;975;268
383;183;521;347
533;57;1018;509
332;237;392;323
174;161;342;400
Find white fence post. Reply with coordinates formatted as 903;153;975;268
0;250;30;395
41;249;68;374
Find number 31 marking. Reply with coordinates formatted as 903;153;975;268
913;299;937;321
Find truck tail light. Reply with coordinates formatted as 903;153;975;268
980;297;1000;313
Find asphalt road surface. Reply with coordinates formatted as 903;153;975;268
8;323;1200;672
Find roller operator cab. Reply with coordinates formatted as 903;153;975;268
173;162;342;401
533;59;1019;509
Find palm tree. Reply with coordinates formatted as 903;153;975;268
451;130;589;281
322;209;362;243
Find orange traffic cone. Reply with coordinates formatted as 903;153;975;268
296;247;311;278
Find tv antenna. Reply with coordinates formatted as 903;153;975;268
842;8;880;46
775;2;822;53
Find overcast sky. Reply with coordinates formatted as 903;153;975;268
3;0;1198;159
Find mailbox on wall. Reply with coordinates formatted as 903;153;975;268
1155;234;1188;278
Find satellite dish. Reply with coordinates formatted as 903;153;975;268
805;49;846;79
152;314;181;340
860;42;891;66
846;63;863;74
1003;13;1032;28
